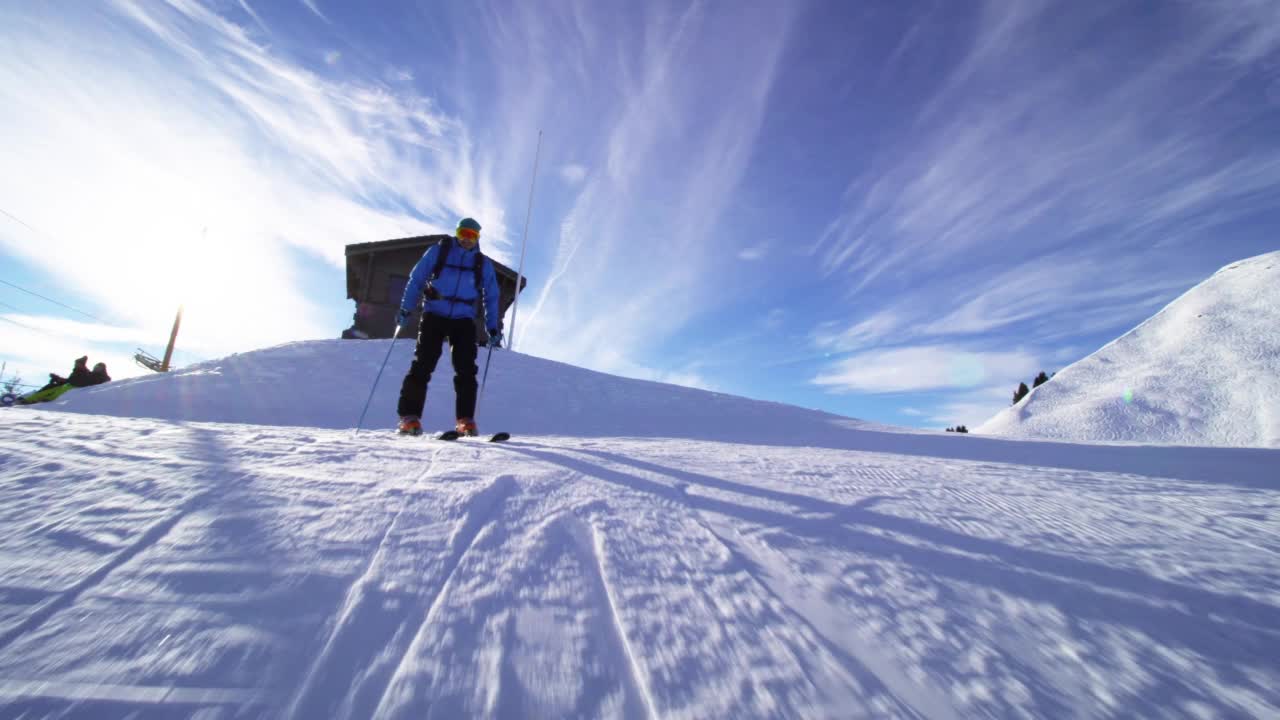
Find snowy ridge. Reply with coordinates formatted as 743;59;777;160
40;338;893;442
978;250;1280;447
1;340;1279;717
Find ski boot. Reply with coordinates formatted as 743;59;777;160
398;416;423;436
455;417;479;437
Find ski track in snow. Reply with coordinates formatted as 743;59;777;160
0;409;1278;718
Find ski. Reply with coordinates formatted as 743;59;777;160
435;430;510;442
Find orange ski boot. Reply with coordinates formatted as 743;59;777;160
455;417;479;437
398;416;423;436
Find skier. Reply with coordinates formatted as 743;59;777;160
395;217;502;436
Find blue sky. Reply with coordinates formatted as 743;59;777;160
2;0;1278;428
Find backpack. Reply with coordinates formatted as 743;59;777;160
426;235;487;303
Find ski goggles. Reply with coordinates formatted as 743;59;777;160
456;227;480;242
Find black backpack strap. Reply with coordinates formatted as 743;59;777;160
473;251;486;302
425;237;490;318
429;236;452;282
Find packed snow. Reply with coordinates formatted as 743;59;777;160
979;250;1280;448
1;340;1278;718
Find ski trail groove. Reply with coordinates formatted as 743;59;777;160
0;491;210;654
371;474;518;719
284;444;451;720
419;476;517;632
696;510;960;720
567;515;658;720
0;677;263;709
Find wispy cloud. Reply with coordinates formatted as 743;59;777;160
816;247;1204;357
1;313;155;346
513;2;800;382
812;345;1040;394
0;314;156;386
236;0;269;34
925;385;1014;428
813;0;1280;300
558;164;587;185
762;308;786;330
804;0;1278;405
737;242;769;261
300;0;329;24
0;2;506;365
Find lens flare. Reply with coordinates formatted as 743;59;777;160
1123;388;1134;404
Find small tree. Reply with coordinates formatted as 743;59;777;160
1012;382;1030;405
1032;371;1050;388
956;425;969;433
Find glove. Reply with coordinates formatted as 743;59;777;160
396;307;413;326
487;328;503;348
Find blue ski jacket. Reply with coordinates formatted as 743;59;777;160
401;238;501;327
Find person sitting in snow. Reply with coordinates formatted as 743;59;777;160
46;355;91;389
19;356;110;404
86;362;111;386
394;217;502;436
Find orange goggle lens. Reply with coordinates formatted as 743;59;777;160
457;227;480;241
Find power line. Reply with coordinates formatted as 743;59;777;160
0;300;90;345
1;285;211;365
0;278;112;324
0;312;60;338
0;207;45;237
0;206;115;324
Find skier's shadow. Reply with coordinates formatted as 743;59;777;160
495;441;1280;713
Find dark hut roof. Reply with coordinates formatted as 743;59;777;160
345;234;521;278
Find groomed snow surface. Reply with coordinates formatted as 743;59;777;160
1;340;1278;719
979;250;1280;448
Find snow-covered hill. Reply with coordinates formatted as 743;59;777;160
979;250;1280;447
31;338;891;443
1;340;1278;718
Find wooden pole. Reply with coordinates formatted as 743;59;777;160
161;305;183;372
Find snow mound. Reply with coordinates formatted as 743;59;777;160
978;251;1280;447
37;339;889;443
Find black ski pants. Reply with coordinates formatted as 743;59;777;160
397;313;479;420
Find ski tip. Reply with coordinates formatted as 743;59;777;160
436;430;462;441
489;432;510;443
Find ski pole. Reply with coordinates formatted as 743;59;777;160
477;342;495;408
353;324;401;436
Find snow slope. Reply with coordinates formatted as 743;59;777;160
979;250;1280;447
1;341;1278;718
26;339;894;442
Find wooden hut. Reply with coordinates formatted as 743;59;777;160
344;235;526;342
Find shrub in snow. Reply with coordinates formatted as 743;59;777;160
1012;382;1030;405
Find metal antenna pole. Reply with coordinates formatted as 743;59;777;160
508;130;542;350
353;325;401;436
